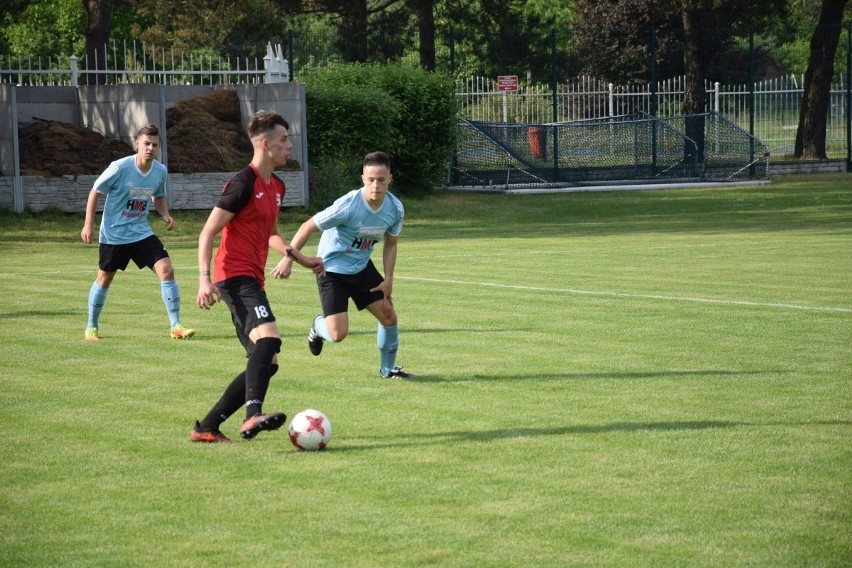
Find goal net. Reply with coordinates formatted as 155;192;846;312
447;112;769;189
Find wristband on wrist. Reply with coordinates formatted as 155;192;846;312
199;270;210;276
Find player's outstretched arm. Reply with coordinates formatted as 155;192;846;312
271;218;323;279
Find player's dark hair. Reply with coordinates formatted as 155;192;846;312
136;124;159;138
363;151;390;170
248;110;289;138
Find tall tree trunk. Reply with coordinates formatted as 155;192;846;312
410;0;436;71
339;0;369;62
681;1;706;164
82;0;112;85
795;0;848;159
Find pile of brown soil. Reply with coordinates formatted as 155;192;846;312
165;89;252;173
17;120;132;177
16;89;254;176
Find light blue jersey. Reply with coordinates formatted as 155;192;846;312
314;188;404;275
94;155;167;245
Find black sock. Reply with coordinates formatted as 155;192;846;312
245;337;281;419
198;372;246;431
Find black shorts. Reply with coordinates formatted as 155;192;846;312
216;276;276;356
317;259;386;315
99;235;169;272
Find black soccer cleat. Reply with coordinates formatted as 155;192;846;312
239;412;287;440
381;366;416;379
308;315;324;356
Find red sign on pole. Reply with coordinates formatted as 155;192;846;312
497;75;519;92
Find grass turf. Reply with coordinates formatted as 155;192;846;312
0;174;850;567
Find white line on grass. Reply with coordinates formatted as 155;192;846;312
399;275;852;314
3;266;848;313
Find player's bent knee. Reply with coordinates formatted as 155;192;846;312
254;337;282;361
378;313;398;327
329;329;348;343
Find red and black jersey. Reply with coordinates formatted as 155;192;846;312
213;164;284;287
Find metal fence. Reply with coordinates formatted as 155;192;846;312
455;74;849;159
0;42;289;86
1;38;848;161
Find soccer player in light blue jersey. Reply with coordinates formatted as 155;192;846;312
274;151;414;379
80;124;194;341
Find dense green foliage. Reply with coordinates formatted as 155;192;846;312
304;62;459;202
0;0;84;58
570;0;792;83
1;0;843;83
303;78;400;208
304;78;401;161
769;0;851;77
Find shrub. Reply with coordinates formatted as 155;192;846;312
306;153;362;212
305;62;459;200
305;80;401;162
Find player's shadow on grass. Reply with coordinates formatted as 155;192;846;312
329;327;517;339
335;419;851;452
0;309;78;319
411;369;767;383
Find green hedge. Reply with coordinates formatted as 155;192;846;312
304;62;458;204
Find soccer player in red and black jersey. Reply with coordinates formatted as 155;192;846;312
190;110;323;444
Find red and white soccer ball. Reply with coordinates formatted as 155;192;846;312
288;409;332;451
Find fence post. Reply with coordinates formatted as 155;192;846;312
608;83;614;117
263;43;273;84
11;84;23;213
70;55;78;87
649;25;658;176
714;81;720;112
159;85;171;208
277;44;290;82
846;22;851;172
749;31;755;175
714;81;721;153
550;29;558;179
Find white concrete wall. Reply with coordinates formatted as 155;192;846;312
0;82;309;210
0;171;304;213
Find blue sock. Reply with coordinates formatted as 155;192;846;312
160;280;181;327
87;282;108;328
377;324;399;377
315;316;335;342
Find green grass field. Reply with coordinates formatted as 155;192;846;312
1;174;850;567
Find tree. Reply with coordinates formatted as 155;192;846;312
794;0;850;159
409;0;436;70
571;0;788;84
571;0;681;85
681;0;708;161
277;0;387;63
82;0;113;84
1;0;85;59
573;0;787;164
128;0;252;53
436;0;567;80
